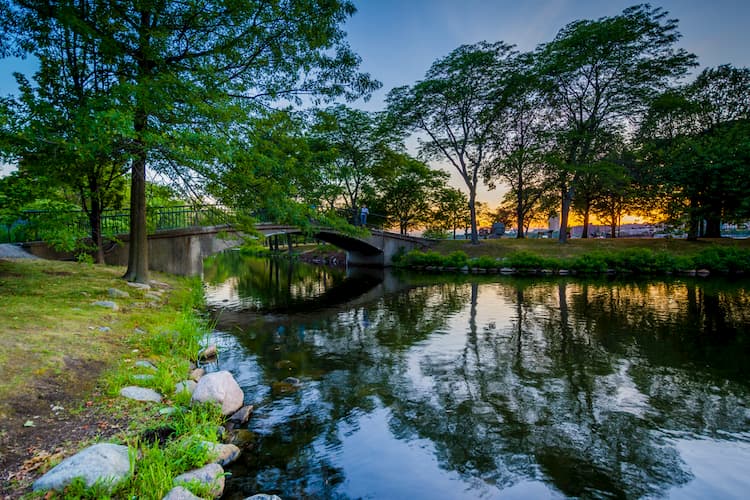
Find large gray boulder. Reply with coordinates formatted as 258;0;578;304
201;441;241;466
163;486;203;500
191;371;244;415
174;463;225;498
120;386;163;403
32;443;130;492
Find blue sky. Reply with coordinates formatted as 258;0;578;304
345;0;750;110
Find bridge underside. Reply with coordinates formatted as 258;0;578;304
258;226;428;267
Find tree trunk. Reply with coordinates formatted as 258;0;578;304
687;199;700;241
581;203;590;239
88;197;105;264
558;184;573;243
468;188;478;245
516;174;525;239
124;151;149;283
705;216;722;238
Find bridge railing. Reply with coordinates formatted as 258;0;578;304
5;205;232;243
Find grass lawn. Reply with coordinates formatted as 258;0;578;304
432;237;750;260
0;258;207;496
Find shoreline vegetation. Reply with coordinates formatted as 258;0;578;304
396;238;750;276
0;259;229;498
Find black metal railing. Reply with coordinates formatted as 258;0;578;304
4;205;231;243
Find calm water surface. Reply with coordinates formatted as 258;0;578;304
203;252;750;499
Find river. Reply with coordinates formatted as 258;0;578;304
202;251;750;499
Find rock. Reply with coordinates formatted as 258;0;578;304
500;267;516;274
135;360;157;370
174;463;225;498
201;441;241;466
126;281;151;290
175;380;197;395
163;486;203;500
98;326;112;332
244;495;282;500
697;268;711;277
107;288;130;299
32;443;130;492
198;345;218;361
120;386;162;403
558;269;571;275
283;377;301;386
189;368;205;382
145;292;162;301
92;300;118;311
191;371;244;415
228;405;254;425
230;429;256;448
150;280;171;289
134;327;147;335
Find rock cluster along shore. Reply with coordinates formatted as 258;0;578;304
32;343;269;499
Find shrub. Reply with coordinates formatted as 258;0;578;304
444;251;469;268
505;251;555;270
470;256;500;269
570;252;608;273
693;246;750;273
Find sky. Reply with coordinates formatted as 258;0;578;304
339;0;750;204
2;1;750;197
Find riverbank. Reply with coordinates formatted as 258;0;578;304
399;237;750;275
0;258;233;498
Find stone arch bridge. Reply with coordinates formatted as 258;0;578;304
23;224;433;275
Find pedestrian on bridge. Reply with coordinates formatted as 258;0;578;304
360;205;369;226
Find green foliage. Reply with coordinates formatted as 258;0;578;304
398;245;750;275
469;256;500;269
569;252;609;274
443;251;469;268
693;247;750;273
504;251;557;270
401;250;445;267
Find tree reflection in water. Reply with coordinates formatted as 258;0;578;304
204;254;750;499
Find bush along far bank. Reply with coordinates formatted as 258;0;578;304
27;279;259;500
395;246;750;277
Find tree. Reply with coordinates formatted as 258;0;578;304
5;5;131;262
4;0;377;282
484;62;552;238
311;105;399;222
430;187;470;239
639;65;750;239
387;41;516;244
534;5;696;243
377;152;448;234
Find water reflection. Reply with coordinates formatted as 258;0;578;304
204;254;750;499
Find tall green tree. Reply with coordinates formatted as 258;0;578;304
534;5;696;243
484;61;552;238
376;152;448;235
6;4;131;262
387;41;516;244
639;65;750;239
311;105;400;222
430;186;470;239
4;0;376;282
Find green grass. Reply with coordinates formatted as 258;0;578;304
405;237;750;275
0;260;226;498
